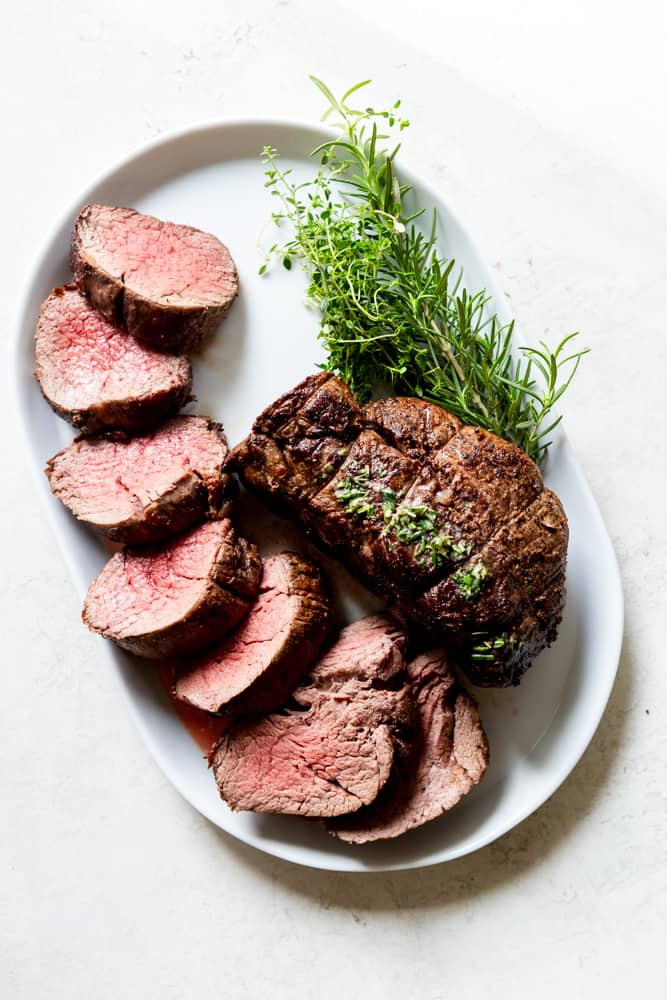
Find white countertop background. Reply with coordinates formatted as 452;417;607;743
3;1;665;996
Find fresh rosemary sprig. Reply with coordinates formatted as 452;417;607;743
261;77;588;466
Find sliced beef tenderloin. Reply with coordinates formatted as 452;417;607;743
71;205;238;352
229;373;568;687
83;520;261;658
174;552;333;715
45;416;230;545
209;615;414;817
35;286;192;434
328;649;489;843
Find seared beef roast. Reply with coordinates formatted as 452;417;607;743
228;373;568;686
71;205;238;352
328;649;489;842
175;552;333;714
83;520;260;658
46;416;230;544
35;286;192;434
209;616;414;817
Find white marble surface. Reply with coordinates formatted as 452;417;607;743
2;1;665;996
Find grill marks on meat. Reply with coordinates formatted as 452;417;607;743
210;616;415;817
237;374;361;512
34;287;192;434
45;416;230;544
71;205;239;352
328;650;489;843
174;553;333;714
228;373;568;686
82;520;261;658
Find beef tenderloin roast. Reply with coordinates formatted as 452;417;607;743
227;373;568;686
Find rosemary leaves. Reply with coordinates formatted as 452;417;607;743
261;77;587;466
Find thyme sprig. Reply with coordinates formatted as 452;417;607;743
261;77;588;465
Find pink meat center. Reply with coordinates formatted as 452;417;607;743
80;207;235;306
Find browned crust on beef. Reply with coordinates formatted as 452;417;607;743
34;285;193;434
70;205;239;353
228;375;568;686
37;374;192;436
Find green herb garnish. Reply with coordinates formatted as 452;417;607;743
334;465;469;566
261;78;587;466
451;562;489;600
334;465;376;518
471;632;519;662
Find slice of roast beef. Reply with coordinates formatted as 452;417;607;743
174;552;333;714
45;416;230;544
35;286;192;434
71;205;239;352
209;615;414;817
328;649;489;843
228;373;568;687
83;520;261;658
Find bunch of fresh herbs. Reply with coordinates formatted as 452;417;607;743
261;77;587;466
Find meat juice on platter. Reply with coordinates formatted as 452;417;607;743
33;183;575;844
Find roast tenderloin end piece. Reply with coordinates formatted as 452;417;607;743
175;552;333;715
46;416;230;545
34;286;192;434
82;520;261;659
328;649;489;843
229;372;569;687
209;615;414;818
71;204;239;353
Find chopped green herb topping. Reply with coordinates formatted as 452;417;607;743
470;632;519;662
334;465;376;518
451;562;489;600
334;464;470;567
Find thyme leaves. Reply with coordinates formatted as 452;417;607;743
261;78;588;466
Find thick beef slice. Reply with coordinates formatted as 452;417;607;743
329;649;488;843
83;520;261;658
45;416;230;544
210;615;414;817
71;205;238;352
34;287;192;434
174;552;333;714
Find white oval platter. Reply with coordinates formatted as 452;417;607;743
12;121;623;871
